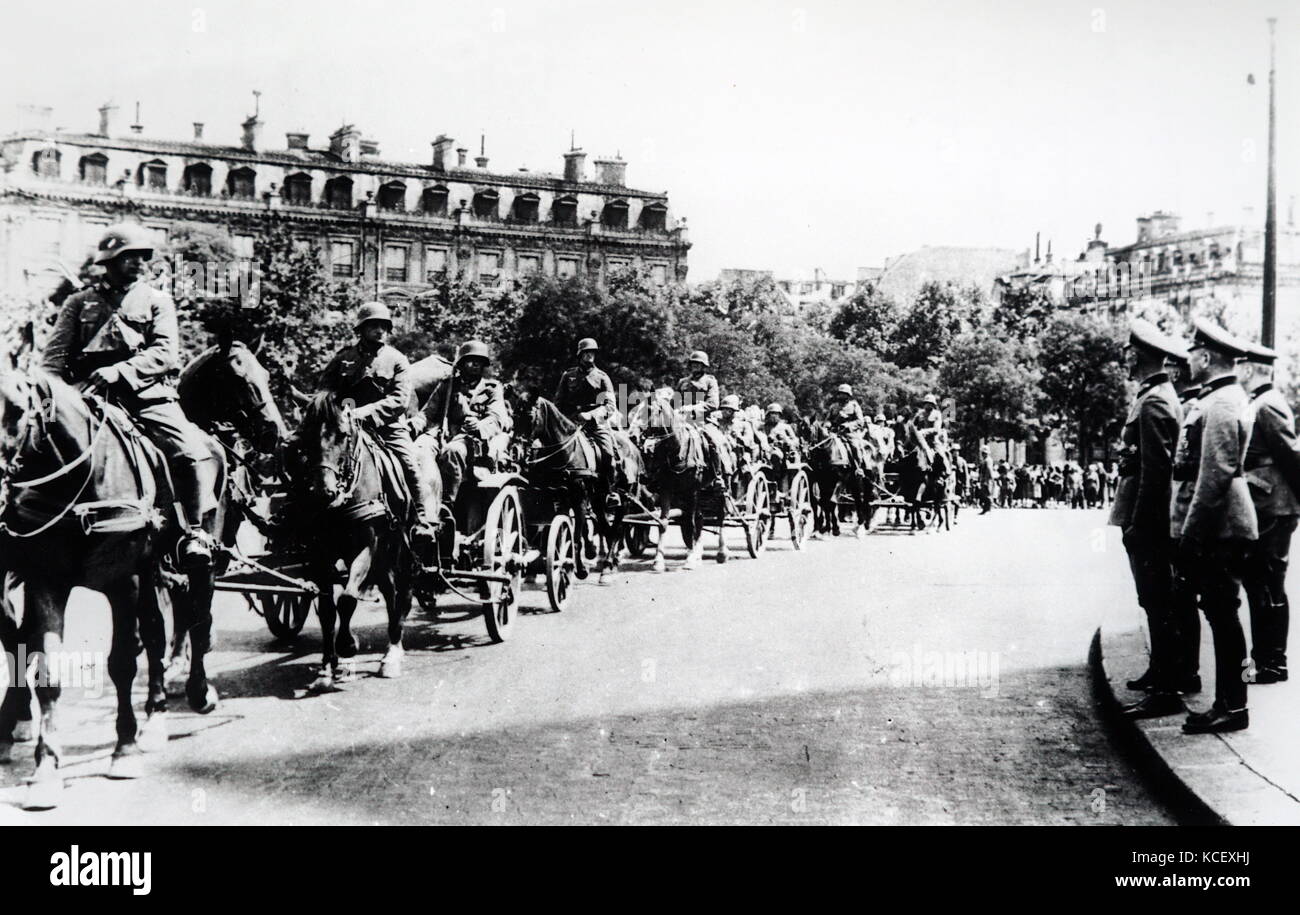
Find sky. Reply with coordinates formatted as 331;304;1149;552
1;0;1295;281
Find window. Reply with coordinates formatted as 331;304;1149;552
325;176;353;210
552;195;578;227
478;251;501;281
638;202;667;231
421;185;449;216
557;257;578;279
138;159;167;191
650;263;668;286
378;181;406;212
385;244;408;282
32;148;60;178
284;173;312;207
232;234;255;258
517;253;540;276
29;216;63;261
472;189;499;219
81;219;109;254
79;153;108;185
331;240;356;277
424;247;448;282
182;163;212;196
511;193;540;223
607;258;630;273
227;167;256;200
601;200;629;230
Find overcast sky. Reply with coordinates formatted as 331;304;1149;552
2;0;1294;281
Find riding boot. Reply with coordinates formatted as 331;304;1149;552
172;461;214;569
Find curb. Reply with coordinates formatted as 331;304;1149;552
1088;629;1226;826
1091;625;1300;826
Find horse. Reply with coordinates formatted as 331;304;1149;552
288;392;432;689
0;365;226;808
894;419;936;532
629;388;723;570
804;418;872;538
514;395;646;583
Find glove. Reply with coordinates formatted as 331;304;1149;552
88;365;121;393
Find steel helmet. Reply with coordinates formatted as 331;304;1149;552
874;411;886;422
456;340;491;364
354;301;393;330
923;394;939;406
836;383;853;396
766;402;783;414
94;222;155;265
576;337;599;355
720;394;741;410
688;350;710;367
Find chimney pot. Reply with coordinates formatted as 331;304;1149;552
241;114;262;151
193;122;205;140
456;147;468;167
563;148;587;183
432;135;455;170
475;155;489;169
97;103;117;137
286;131;309;150
593;157;627;186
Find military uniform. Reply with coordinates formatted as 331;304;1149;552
1242;373;1300;680
1110;356;1184;696
720;410;760;467
828;397;869;472
419;373;511;507
555;363;618;485
677;372;732;481
41;278;216;526
1171;330;1258;724
318;339;433;521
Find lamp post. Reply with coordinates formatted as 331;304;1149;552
1263;17;1279;346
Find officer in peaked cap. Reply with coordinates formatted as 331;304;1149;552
1238;339;1300;684
555;337;619;490
1170;317;1258;733
1111;319;1190;718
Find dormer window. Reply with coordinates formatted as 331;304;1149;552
421;185;449;216
472;189;499;219
79;153;108;185
227;166;256;200
378;181;406;212
138;159;168;191
552;195;578;227
284;172;312;206
182;163;212;196
32;148;61;178
325;176;353;210
601;199;629;230
511;192;540;224
638;202;667;231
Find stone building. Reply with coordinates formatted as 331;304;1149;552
0;103;691;323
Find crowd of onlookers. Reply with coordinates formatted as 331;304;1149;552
979;460;1119;510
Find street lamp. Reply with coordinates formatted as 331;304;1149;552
1263;17;1279;346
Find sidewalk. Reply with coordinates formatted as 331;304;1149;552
1094;605;1300;825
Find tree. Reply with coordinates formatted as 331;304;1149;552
828;282;900;357
990;283;1054;343
891;281;981;370
939;329;1041;451
1037;312;1128;465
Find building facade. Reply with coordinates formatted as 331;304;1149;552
1;104;690;322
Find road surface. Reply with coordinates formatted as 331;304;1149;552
0;507;1174;824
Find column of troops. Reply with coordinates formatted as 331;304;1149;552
1113;316;1295;734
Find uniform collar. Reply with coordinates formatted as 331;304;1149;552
1200;374;1238;396
1251;382;1274;400
1138;371;1168;393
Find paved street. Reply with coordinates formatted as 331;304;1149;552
0;508;1175;825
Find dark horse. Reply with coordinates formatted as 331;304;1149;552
289;393;433;689
0;364;226;809
629;388;724;570
514;396;646;583
894;419;937;533
804;419;871;539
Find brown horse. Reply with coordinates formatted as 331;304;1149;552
287;393;430;689
0;366;225;808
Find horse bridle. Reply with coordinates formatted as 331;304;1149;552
316;411;362;507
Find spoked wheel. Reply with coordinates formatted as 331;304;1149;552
545;512;576;612
743;471;771;558
259;592;314;641
788;469;813;549
483;486;524;643
625;524;651;558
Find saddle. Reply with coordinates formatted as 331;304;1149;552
361;434;413;524
827;433;852;468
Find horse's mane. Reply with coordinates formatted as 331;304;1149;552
300;391;349;433
532;396;576;441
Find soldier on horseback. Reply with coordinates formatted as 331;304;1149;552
41;223;218;568
555;337;619;490
827;383;869;475
677;350;733;487
718;394;760;468
416;340;512;510
317;301;436;537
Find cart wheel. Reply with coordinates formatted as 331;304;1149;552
483;486;524;643
743;472;771;558
789;469;813;549
625;524;650;558
260;592;313;641
545;513;576;612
